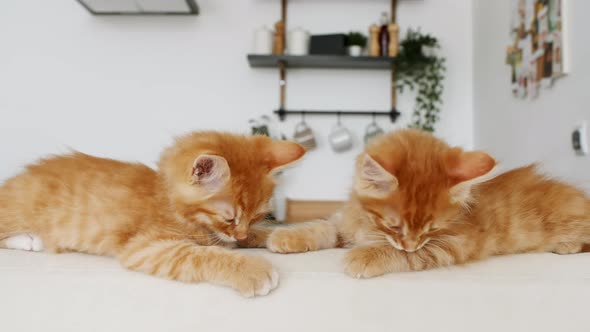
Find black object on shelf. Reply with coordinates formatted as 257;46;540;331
247;55;395;69
76;0;199;15
274;109;401;123
309;34;347;55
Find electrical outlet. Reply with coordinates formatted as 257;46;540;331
572;122;588;156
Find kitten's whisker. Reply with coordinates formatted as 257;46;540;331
360;232;391;246
426;241;447;252
363;239;390;246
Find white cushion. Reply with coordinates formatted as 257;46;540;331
1;249;590;332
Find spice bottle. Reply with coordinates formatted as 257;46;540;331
388;22;399;56
273;21;286;55
378;12;390;56
369;24;380;57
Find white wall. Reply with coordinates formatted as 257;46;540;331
473;0;590;192
0;0;474;201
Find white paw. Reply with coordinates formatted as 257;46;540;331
255;269;280;297
5;234;32;250
5;234;44;252
31;235;44;251
230;255;280;297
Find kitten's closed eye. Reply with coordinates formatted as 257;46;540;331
224;218;235;224
252;213;267;222
387;225;402;233
428;224;441;232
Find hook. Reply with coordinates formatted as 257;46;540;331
337;112;342;125
371;112;377;125
276;109;286;121
389;108;401;123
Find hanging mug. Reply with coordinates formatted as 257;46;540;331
329;118;353;153
364;122;384;144
293;121;317;150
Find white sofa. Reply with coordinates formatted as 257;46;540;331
1;249;589;332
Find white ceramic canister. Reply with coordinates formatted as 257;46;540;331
253;25;273;54
287;27;310;55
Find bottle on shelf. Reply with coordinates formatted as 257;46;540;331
388;22;399;57
369;24;380;57
378;12;390;57
273;20;286;55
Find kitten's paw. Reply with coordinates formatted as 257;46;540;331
267;228;316;254
552;242;583;255
231;255;279;297
343;246;392;279
31;235;44;251
4;234;44;252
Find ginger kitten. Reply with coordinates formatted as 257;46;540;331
0;132;304;296
268;129;590;278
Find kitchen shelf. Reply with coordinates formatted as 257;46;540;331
76;0;199;16
249;0;401;122
247;54;395;69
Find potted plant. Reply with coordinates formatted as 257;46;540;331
346;32;367;56
396;29;446;132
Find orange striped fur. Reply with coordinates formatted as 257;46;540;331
268;129;590;278
0;132;304;296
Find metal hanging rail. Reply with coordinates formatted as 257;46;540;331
274;109;400;123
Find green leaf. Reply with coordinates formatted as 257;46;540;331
394;27;445;132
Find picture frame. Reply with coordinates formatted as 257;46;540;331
506;0;568;99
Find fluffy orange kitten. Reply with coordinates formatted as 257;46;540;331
0;132;304;296
268;129;590;278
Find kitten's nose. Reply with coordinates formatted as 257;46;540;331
234;222;249;241
234;231;248;241
402;239;419;252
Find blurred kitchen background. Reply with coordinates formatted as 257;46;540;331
1;0;588;219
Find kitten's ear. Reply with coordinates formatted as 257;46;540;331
446;149;496;205
266;140;306;171
354;154;398;198
446;149;496;183
190;155;231;193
